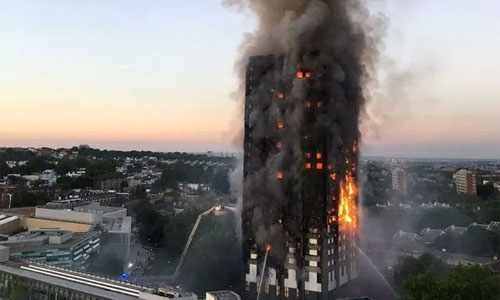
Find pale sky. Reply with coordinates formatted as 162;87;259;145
0;0;499;158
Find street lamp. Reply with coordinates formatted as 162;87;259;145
128;262;133;269
6;193;12;209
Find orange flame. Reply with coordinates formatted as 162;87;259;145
338;170;357;227
266;244;272;252
277;122;284;129
297;71;304;79
328;151;358;228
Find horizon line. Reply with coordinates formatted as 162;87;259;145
1;146;499;161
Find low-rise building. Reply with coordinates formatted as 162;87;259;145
206;291;241;300
0;229;100;268
0;255;198;300
445;225;468;235
419;228;445;244
392;231;419;243
487;221;500;234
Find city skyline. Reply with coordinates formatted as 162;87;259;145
1;0;499;159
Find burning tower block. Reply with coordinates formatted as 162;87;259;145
242;52;360;300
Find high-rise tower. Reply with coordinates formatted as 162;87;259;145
242;53;360;300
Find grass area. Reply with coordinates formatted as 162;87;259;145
180;211;241;295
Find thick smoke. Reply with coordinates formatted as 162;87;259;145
226;0;384;253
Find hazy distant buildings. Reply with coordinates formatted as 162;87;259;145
392;168;407;195
93;173;125;191
454;169;477;196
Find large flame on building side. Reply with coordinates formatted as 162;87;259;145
339;168;357;227
330;147;358;229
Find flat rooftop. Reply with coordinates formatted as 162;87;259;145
0;260;141;300
75;204;124;215
0;207;36;217
1;232;94;253
207;290;241;300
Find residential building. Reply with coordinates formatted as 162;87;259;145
392;168;407;195
243;54;359;300
93;173;125;191
418;228;445;245
454;169;477;196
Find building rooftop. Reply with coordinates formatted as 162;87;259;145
419;228;445;244
0;230;95;253
75;203;125;215
445;225;468;235
206;290;241;300
0;259;196;300
0;207;36;217
392;230;419;242
487;221;500;233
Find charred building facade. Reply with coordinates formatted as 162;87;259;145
242;53;360;300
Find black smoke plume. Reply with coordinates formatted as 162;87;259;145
226;0;384;254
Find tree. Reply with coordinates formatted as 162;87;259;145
25;156;55;174
394;253;447;289
403;271;446;300
477;183;499;200
87;252;124;276
479;199;500;223
462;227;499;257
133;201;164;246
403;265;500;300
180;214;241;294
131;185;147;200
213;169;230;194
11;191;50;207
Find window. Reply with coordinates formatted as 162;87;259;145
276;285;280;296
305;163;311;169
317;101;324;107
297;71;304;78
316;163;323;169
284;287;289;298
306;101;311;108
305;152;311;159
278;92;285;99
277;122;284;129
305;72;312;78
276;171;283;180
265;284;269;294
316;152;322;159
